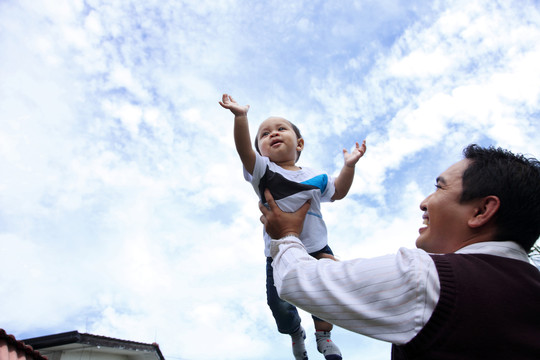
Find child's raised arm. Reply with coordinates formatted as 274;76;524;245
332;140;367;201
219;94;256;174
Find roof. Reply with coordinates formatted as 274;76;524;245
0;328;48;360
22;331;165;360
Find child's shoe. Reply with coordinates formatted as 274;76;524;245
315;331;342;360
291;326;308;360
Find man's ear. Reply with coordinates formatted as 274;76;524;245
296;138;304;151
468;195;500;228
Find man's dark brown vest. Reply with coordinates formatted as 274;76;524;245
392;253;540;359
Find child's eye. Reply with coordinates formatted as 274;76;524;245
278;127;286;131
261;131;269;137
434;184;442;190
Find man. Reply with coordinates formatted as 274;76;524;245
259;144;540;359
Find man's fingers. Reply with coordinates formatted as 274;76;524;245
298;199;311;218
258;200;269;216
264;189;277;210
258;192;272;226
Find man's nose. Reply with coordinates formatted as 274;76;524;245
419;194;430;211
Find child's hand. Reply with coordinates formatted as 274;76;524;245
314;253;339;261
219;94;250;116
343;140;367;167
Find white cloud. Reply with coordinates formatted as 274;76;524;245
389;49;452;77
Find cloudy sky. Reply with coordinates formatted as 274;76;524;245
1;0;539;359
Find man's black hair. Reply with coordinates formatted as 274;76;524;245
461;144;540;252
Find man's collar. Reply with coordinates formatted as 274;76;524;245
455;241;529;263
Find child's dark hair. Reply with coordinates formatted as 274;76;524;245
461;144;540;252
254;120;303;162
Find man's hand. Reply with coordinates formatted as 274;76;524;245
259;189;310;239
219;93;250;116
343;140;367;168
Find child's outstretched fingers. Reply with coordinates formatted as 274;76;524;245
219;93;231;108
219;93;250;115
358;139;367;156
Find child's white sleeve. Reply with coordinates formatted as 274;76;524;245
321;174;336;202
243;152;270;192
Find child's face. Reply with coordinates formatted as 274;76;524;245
257;117;304;164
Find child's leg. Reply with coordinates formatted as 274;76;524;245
309;246;342;359
313;318;342;360
313;318;333;332
266;258;308;360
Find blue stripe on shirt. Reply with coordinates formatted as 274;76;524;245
301;174;328;194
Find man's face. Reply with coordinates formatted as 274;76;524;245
416;159;478;253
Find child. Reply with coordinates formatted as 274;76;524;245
220;94;366;360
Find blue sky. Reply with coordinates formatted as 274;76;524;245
1;0;540;359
